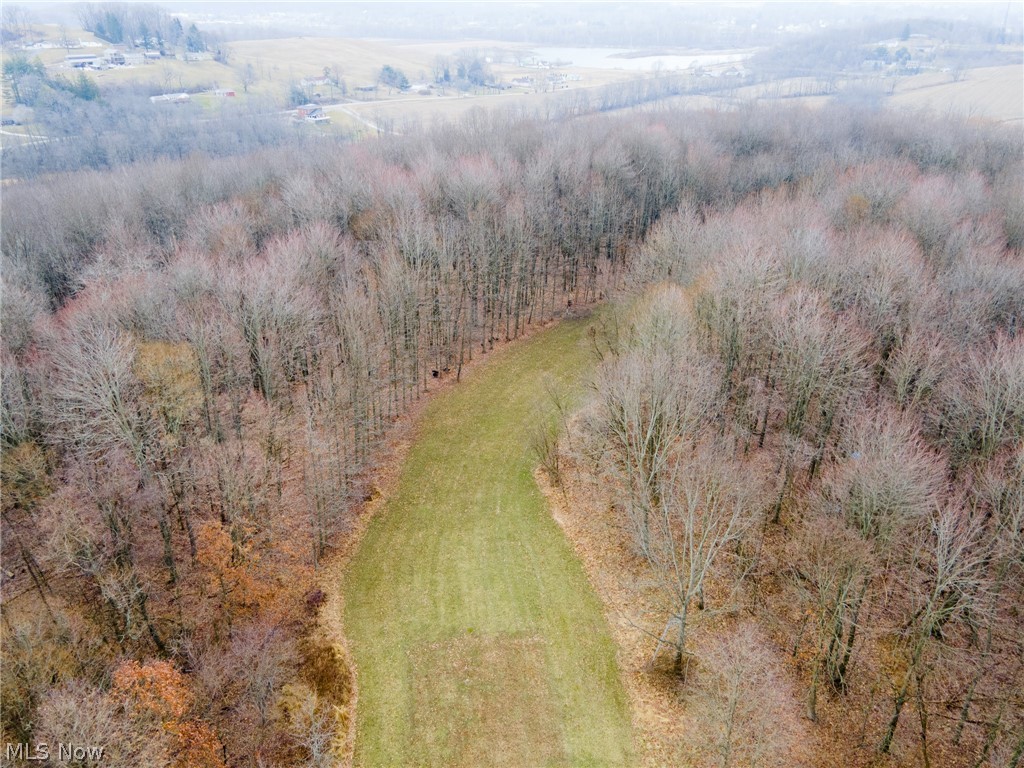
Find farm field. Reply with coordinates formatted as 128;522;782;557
888;64;1024;123
87;58;234;93
342;314;633;767
618;62;1024;124
226;37;433;101
226;36;647;90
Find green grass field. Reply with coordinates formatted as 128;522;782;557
343;316;634;767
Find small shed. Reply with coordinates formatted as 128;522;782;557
150;92;191;104
296;104;330;123
65;53;100;68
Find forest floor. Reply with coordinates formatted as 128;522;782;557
537;457;821;768
338;312;634;767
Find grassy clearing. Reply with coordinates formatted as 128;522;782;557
343;315;633;767
89;59;236;93
412;635;561;767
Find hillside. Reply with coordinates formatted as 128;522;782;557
1;85;1022;768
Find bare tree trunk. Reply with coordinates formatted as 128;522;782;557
157;505;177;584
673;604;689;676
137;586;167;655
916;670;931;768
807;663;820;722
880;681;909;755
834;581;868;690
954;622;993;744
972;700;1008;768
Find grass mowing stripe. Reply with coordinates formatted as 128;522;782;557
343;315;634;767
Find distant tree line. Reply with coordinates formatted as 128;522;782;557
752;18;1023;81
378;64;409;90
77;2;210;52
0;86;308;179
429;50;495;91
254;2;1020;50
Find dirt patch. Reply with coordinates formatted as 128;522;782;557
410;634;563;768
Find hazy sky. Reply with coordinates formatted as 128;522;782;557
8;1;1021;46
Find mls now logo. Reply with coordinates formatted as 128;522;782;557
5;743;105;762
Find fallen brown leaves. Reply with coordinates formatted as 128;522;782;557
538;452;821;768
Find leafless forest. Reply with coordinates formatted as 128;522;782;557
572;109;1023;766
1;103;1022;766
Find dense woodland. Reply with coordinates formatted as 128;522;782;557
0;64;727;180
1;104;1022;766
571;113;1024;765
0;83;299;180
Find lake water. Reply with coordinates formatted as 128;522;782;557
525;47;754;72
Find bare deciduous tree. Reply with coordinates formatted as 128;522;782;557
697;624;798;768
46;318;150;469
880;501;992;756
597;345;719;557
790;515;874;720
940;334;1024;468
287;688;337;768
35;680;174;768
768;289;870;519
648;443;761;674
594;287;721;556
820;408;945;545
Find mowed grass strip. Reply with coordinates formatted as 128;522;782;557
344;316;633;767
412;635;561;767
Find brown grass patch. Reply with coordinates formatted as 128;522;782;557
300;637;354;710
410;634;564;768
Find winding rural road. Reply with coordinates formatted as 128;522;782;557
343;315;633;767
